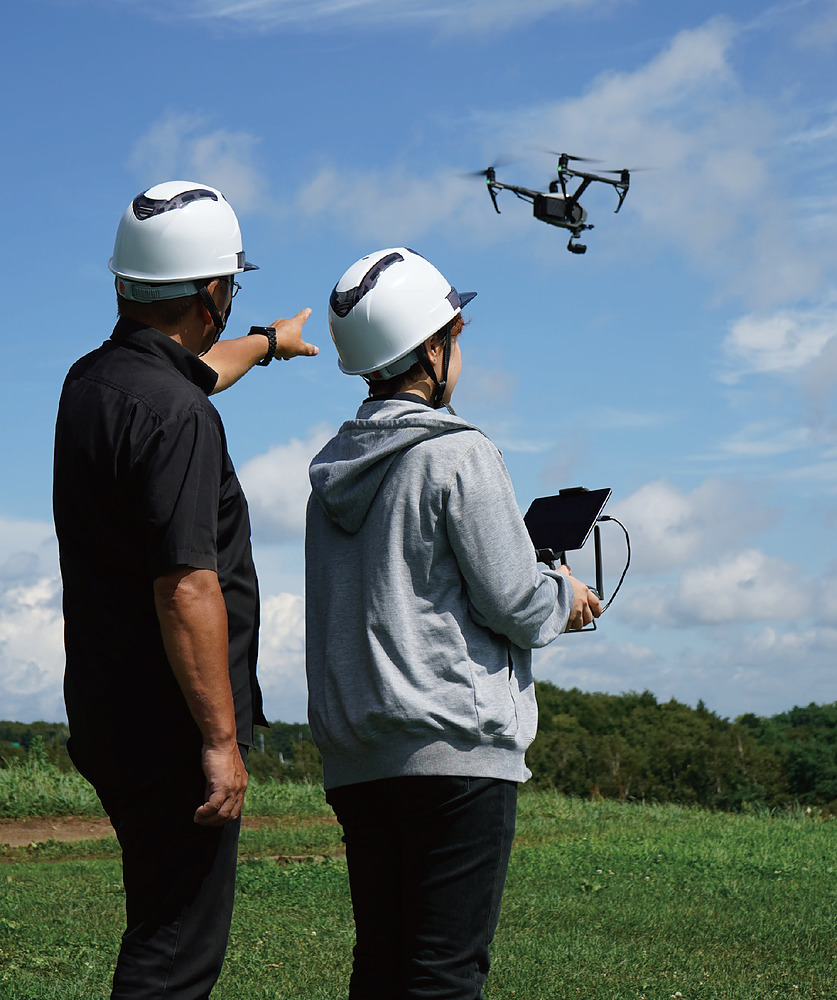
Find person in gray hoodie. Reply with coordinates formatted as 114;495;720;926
305;248;601;1000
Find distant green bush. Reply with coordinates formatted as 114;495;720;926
0;737;104;819
528;683;837;813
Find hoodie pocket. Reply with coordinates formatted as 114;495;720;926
471;648;520;739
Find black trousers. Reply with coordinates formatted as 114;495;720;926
327;775;518;1000
96;751;245;1000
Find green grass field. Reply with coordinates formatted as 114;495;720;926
2;777;835;999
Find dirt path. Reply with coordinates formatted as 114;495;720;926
0;815;287;848
0;816;114;847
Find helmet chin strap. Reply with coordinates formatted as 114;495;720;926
415;329;452;409
197;283;228;354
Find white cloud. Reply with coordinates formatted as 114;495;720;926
257;592;305;677
238;423;334;543
0;576;66;723
721;306;837;380
295;166;491;245
675;622;837;718
466;19;832;306
667;547;806;625
128;113;269;212
0;572;311;725
615;478;776;575
290;22;765;257
254;590;309;722
0;520;65;720
614;545;837;630
0;518;57;580
156;14;832;312
534;635;661;697
534;615;837;720
720;303;837;441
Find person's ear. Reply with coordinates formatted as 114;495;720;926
423;334;442;364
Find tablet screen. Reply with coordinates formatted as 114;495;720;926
524;488;611;553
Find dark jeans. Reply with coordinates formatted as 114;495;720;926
327;775;518;1000
96;749;246;999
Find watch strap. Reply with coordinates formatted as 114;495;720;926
248;326;277;366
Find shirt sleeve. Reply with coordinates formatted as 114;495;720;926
130;407;222;579
445;437;573;648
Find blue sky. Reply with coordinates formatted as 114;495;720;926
2;0;836;726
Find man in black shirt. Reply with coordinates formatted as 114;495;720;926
53;181;318;998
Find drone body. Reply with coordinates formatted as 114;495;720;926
532;192;587;231
474;153;631;253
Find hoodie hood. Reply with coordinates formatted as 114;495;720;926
309;398;482;534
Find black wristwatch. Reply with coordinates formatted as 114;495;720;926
248;326;277;366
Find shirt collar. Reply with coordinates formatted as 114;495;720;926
370;391;436;408
110;317;219;396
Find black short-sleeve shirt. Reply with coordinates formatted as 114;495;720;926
53;318;267;783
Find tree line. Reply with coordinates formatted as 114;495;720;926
3;683;836;812
527;683;837;813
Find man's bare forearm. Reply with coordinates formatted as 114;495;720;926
204;309;318;393
154;567;235;744
154;566;248;825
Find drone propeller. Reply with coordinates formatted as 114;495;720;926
459;158;514;179
538;149;602;164
460;167;497;179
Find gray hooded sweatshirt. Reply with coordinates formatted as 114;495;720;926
305;397;573;790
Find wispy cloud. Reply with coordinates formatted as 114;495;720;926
142;0;617;34
716;422;814;458
127;113;270;213
793;0;837;46
295;165;491;245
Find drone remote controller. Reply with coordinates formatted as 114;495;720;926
523;486;631;630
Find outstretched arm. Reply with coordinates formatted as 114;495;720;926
205;308;319;393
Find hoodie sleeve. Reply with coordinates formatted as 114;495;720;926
445;437;573;648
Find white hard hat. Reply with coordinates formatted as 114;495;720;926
109;180;258;302
328;248;476;379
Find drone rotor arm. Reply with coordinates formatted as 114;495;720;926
491;180;538;204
